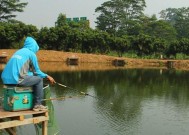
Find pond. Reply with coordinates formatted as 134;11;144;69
1;64;189;135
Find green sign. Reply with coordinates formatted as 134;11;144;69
73;17;79;22
80;17;87;21
66;17;88;23
66;18;72;22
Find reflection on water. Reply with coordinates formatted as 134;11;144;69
48;68;189;135
39;62;121;72
34;86;60;135
1;65;189;135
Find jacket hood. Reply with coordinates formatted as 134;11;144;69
23;37;39;53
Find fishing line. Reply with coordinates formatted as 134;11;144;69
55;82;113;104
56;82;98;98
42;95;84;101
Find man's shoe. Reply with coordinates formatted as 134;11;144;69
33;105;48;111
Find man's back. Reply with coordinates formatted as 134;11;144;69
1;48;35;84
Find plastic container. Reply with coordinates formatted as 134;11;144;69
3;84;49;111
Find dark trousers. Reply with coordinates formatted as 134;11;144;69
19;76;43;106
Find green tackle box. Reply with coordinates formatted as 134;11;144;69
3;86;33;111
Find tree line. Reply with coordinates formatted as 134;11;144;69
1;0;189;59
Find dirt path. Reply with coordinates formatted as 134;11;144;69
1;49;189;71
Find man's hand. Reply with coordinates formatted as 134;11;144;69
47;75;56;84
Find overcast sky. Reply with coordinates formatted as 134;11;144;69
16;0;189;29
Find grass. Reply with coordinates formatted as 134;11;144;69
108;51;189;60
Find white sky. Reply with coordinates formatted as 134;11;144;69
16;0;189;29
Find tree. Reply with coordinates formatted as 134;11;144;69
55;13;68;27
66;28;82;52
178;38;189;56
81;29;98;53
166;40;178;58
131;34;154;56
142;18;177;42
0;0;28;21
0;21;38;49
114;36;129;57
160;7;189;39
95;0;146;36
152;38;167;56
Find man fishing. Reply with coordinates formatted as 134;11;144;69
1;36;56;111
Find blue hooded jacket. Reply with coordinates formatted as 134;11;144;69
1;37;47;84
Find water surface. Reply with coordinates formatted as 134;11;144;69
1;67;189;135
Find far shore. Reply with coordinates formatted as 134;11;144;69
1;49;189;71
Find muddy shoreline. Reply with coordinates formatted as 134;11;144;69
1;49;189;71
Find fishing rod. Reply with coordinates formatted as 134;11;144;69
56;82;96;98
55;82;113;104
56;82;76;91
42;95;84;101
